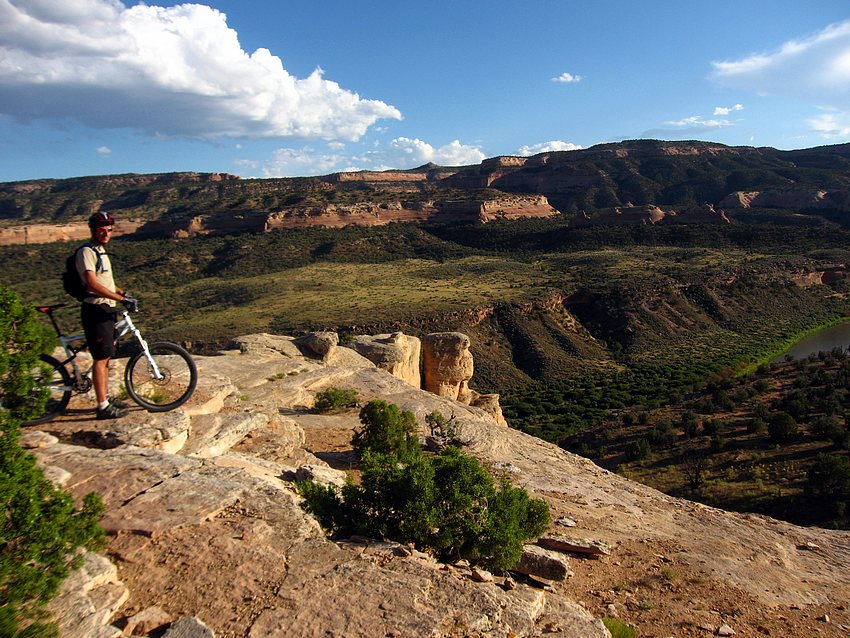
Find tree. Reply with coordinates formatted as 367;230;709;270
681;449;708;492
768;412;798;442
352;400;418;460
806;453;850;524
0;285;105;637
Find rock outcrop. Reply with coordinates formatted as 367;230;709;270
350;332;421;388
719;189;850;211
422;332;475;402
28;331;850;637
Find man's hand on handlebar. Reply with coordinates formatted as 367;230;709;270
121;296;140;312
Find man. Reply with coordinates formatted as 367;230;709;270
77;211;137;419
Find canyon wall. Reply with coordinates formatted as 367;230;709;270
0;195;559;245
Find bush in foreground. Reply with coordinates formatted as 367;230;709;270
299;399;549;571
0;285;105;637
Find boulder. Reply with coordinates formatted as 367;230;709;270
350;332;421;387
163;616;216;637
470;392;507;427
512;544;574;582
45;552;128;638
421;332;474;402
231;333;302;358
296;331;339;359
183;412;269;458
537;535;612;557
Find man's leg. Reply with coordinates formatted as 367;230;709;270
83;304;128;419
92;357;110;406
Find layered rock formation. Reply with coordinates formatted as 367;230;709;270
421;331;507;426
571;203;730;226
0;195;559;244
719;189;850;211
29;332;850;637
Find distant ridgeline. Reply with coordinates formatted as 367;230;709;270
3;139;850;243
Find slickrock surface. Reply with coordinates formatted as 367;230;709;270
30;334;850;637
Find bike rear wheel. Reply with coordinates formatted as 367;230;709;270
22;354;72;425
124;342;197;412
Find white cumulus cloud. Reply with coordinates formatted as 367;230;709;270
259;137;486;177
0;0;401;140
712;19;850;108
261;147;349;177
96;145;112;156
551;72;582;83
517;140;582;156
386;137;485;166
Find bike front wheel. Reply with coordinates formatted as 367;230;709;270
22;354;72;425
124;342;197;412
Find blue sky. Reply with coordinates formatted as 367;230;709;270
1;1;850;182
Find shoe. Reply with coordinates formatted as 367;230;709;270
96;401;129;420
109;397;130;410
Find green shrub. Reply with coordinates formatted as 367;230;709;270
313;386;359;413
768;412;798;442
0;287;53;422
352;400;418;459
747;417;767;434
602;617;636;638
0;285;106;637
625;438;651;461
299;400;549;571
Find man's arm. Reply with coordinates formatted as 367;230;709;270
83;270;126;301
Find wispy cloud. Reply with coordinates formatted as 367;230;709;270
517;141;582;156
551;72;582;83
809;112;850;139
96;146;112;156
712;19;850;109
0;0;401;141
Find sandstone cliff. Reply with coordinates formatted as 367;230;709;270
0;194;558;244
27;332;850;637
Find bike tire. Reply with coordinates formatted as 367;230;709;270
22;354;72;425
124;342;197;412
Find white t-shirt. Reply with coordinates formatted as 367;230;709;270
75;243;117;307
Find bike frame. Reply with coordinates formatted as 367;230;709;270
48;308;164;395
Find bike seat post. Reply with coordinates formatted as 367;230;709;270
46;307;63;337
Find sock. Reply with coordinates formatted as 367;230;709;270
98;400;110;410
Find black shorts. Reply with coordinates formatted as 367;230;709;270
81;303;118;360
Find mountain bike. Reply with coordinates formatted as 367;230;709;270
25;303;197;425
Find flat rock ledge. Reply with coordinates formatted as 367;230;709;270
32;336;610;638
28;332;850;637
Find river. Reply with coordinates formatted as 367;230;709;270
772;320;850;362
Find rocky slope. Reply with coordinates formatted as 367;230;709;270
25;332;850;637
